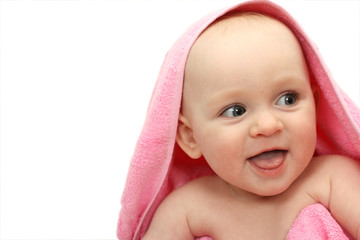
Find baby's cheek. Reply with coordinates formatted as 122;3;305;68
205;135;243;166
195;123;245;165
298;113;316;141
290;113;317;157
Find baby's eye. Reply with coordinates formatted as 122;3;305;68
277;92;298;106
221;105;246;118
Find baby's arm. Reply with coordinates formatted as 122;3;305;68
325;155;360;239
141;188;194;240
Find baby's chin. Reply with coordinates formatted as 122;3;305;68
249;180;295;198
227;180;294;201
259;186;290;197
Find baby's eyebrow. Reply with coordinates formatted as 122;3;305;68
205;87;246;108
271;75;310;89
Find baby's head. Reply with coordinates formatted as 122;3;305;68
176;13;318;197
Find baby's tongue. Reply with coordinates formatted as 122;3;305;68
249;150;285;169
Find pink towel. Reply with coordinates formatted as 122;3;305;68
287;204;350;240
117;0;360;239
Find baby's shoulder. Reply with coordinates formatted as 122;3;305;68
147;175;221;228
306;154;357;174
168;175;224;201
299;154;359;204
157;175;225;215
143;176;220;239
302;154;360;186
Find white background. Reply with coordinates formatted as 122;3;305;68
0;0;359;239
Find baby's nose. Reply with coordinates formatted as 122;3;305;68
249;110;284;137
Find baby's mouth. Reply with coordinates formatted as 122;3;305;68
248;149;287;170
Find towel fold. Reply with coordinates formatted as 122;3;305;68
286;203;351;240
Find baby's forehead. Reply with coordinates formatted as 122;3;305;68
184;13;294;85
182;12;307;109
186;12;293;72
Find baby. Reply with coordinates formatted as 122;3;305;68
142;13;360;239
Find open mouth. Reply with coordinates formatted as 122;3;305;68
248;149;287;170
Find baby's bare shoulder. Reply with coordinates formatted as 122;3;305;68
168;175;223;203
300;155;359;204
142;175;220;239
155;175;217;210
306;154;358;175
306;154;360;239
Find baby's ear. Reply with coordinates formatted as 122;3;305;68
176;114;202;159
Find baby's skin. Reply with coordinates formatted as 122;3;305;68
143;14;360;240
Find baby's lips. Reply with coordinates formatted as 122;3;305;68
248;150;287;170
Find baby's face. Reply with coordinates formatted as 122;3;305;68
180;15;317;197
